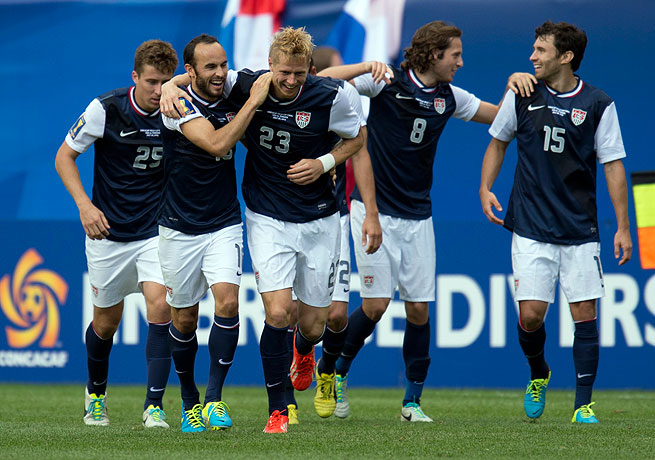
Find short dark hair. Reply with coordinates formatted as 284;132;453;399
312;46;340;73
134;39;178;76
183;34;219;68
535;21;587;72
401;21;462;73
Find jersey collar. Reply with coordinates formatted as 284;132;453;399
129;86;160;117
408;69;438;93
268;82;305;105
545;76;584;98
186;85;221;108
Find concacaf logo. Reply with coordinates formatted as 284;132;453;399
0;249;68;348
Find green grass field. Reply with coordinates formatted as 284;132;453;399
1;384;654;459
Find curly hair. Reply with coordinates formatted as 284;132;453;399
269;26;315;65
535;21;587;72
401;21;462;73
134;39;178;76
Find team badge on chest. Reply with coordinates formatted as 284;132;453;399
295;111;311;129
571;108;587;126
434;98;446;114
226;112;236;122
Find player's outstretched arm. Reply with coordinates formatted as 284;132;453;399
178;72;272;157
55;142;110;239
479;137;510;226
351;128;382;254
160;73;192;119
318;61;392;85
604;159;632;265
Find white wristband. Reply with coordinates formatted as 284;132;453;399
317;153;336;173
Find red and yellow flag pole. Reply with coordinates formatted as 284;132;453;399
631;171;655;269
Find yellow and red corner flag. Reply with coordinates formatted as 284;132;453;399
631;171;655;269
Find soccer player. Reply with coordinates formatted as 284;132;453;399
318;20;533;421
54;39;178;428
228;27;365;433
159;34;271;433
479;21;632;423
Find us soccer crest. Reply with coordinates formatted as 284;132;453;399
226;112;236;122
295;111;311;129
363;275;374;288
434;98;446;114
571;108;587;126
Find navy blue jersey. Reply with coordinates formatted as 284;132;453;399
350;67;480;220
490;79;626;244
159;86;241;234
226;70;361;223
65;87;165;242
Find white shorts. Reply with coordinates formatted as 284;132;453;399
85;235;163;308
332;213;352;303
246;208;340;308
351;200;436;301
158;224;243;308
511;233;605;304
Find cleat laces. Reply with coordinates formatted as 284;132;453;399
149;407;165;422
318;377;334;400
87;394;106;420
526;379;547;402
578;402;596;418
185;404;205;429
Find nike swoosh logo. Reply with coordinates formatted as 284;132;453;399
266;382;282;388
119;129;139;137
395;93;415;100
527;104;545;111
577;373;593;378
343;288;350;292
218;359;233;366
401;413;412;421
236;271;242;276
92;380;107;386
149;387;165;392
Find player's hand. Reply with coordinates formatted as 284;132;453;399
330;167;337;186
249;72;272;106
287;159;324;185
614;228;633;265
160;80;192;119
480;189;504;225
507;72;537;98
367;61;394;84
79;201;110;240
361;212;382;254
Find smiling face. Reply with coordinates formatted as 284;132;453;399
530;34;571;83
186;42;228;101
431;37;463;83
132;64;173;112
269;53;309;100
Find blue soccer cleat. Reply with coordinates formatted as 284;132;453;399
202;401;232;430
572;402;599;424
181;403;206;432
523;371;551;419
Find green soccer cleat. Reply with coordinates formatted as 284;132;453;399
181;403;206;432
142;405;169;428
401;402;434;422
523;371;551;419
202;401;232;431
572;402;599;424
334;374;350;419
314;369;336;418
84;387;109;426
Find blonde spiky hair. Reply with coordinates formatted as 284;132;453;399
269;26;315;65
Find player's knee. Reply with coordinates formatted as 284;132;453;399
520;311;544;331
266;309;290;328
327;314;347;332
92;318;120;339
215;296;239;318
173;308;198;334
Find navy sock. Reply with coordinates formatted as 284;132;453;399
294;326;323;356
144;322;171;410
86;322;113;396
573;319;599;410
335;306;377;376
168;323;200;410
284;327;297;407
318;323;348;375
261;322;289;414
205;314;239;404
402;320;431;406
517;322;550;380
